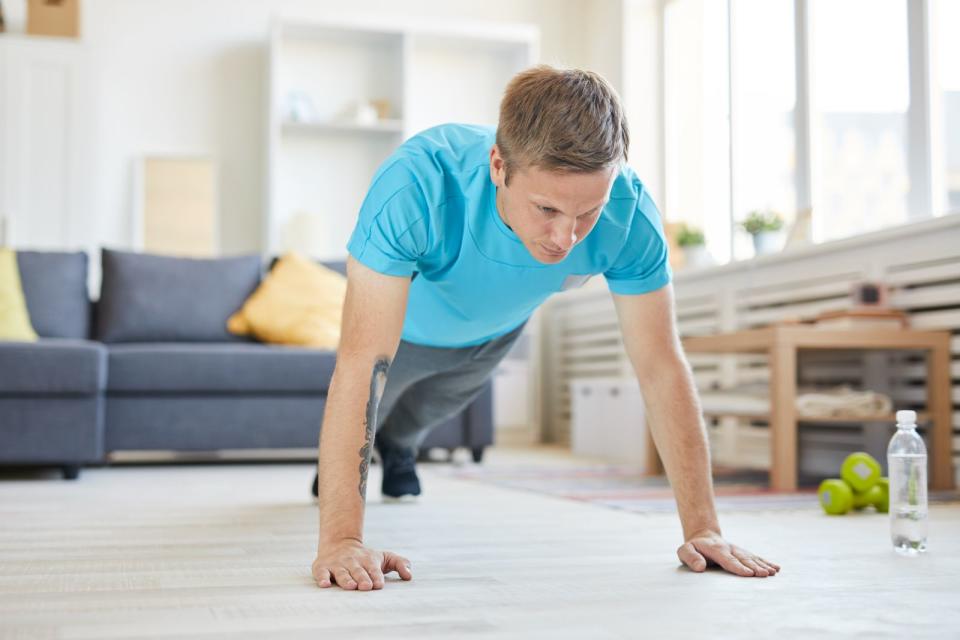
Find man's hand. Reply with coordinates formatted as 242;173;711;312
313;538;413;591
677;530;781;577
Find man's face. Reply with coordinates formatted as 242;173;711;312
490;145;615;264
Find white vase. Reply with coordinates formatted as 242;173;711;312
752;231;784;255
683;245;713;268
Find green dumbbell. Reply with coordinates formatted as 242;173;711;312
819;476;890;515
841;452;882;493
852;484;883;510
818;478;853;515
873;477;889;513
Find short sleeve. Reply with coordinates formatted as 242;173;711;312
346;160;430;277
603;188;673;295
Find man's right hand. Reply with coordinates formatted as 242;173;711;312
312;538;413;591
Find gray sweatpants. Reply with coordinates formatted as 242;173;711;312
374;321;527;452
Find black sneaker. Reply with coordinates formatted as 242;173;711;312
308;436;420;500
376;433;421;500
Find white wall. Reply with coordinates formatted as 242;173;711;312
571;0;666;205
622;0;665;206
4;0;607;258
3;0;664;261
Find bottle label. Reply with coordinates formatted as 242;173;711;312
889;454;928;508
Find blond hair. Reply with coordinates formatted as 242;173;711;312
496;65;629;185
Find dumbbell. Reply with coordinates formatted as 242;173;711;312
818;479;854;515
818;452;889;515
819;478;888;514
841;451;882;493
871;477;889;514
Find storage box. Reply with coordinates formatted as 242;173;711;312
570;377;648;469
27;0;80;38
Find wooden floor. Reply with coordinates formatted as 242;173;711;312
1;446;959;639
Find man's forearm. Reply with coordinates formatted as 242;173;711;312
638;359;720;540
317;355;390;546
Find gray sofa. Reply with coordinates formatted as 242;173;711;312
0;248;493;479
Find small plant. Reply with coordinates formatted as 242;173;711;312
676;223;705;248
740;210;784;236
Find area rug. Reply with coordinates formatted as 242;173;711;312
446;464;960;515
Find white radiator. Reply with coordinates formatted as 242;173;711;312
541;215;960;483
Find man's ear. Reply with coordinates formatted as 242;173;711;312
489;144;506;188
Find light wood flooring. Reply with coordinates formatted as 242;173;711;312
1;446;959;639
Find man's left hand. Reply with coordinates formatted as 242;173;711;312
677;530;780;577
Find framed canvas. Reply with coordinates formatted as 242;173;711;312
132;156;219;256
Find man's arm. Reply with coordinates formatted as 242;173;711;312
312;256;414;591
612;284;780;577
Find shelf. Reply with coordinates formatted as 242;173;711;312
266;16;537;258
280;21;403;47
280;119;405;136
702;411;931;424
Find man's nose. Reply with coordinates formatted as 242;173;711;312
552;219;578;250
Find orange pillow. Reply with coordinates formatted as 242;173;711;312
227;251;346;349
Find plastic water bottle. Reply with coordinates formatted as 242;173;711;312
887;410;928;554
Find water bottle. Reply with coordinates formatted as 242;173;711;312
887;410;928;554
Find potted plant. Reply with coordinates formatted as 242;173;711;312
741;210;785;256
676;224;712;268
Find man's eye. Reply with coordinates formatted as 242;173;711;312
539;206;556;214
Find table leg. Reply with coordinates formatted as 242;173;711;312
770;345;798;491
928;340;956;490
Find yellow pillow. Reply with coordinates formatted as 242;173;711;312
227;251;347;349
0;247;39;342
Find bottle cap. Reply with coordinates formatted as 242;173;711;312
896;409;917;424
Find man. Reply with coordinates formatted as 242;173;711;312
311;66;781;591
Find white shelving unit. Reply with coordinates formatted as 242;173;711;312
264;17;542;446
264;17;539;259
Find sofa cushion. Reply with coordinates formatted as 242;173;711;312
0;248;39;342
16;250;90;339
96;249;262;343
267;258;347;276
106;342;337;393
227;252;347;349
321;261;347;276
0;338;107;394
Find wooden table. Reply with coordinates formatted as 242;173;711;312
682;325;955;491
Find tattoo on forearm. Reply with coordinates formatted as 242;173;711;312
358;357;390;500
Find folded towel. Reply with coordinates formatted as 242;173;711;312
698;382;893;419
795;385;892;418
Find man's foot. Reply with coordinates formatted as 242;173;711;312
376;433;421;500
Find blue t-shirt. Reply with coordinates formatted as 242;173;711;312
346;123;672;348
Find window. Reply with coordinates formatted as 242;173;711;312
663;0;731;263
730;0;796;260
934;0;960;214
660;0;940;266
809;0;911;242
